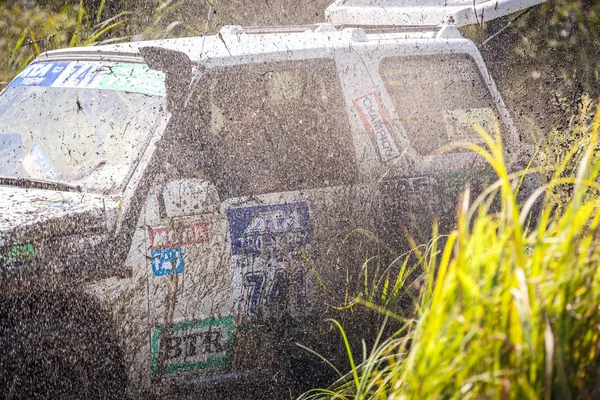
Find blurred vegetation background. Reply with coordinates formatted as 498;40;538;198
475;0;600;169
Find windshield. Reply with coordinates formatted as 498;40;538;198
0;60;165;193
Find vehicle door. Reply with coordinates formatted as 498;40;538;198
198;58;376;317
143;164;233;379
145;56;374;380
348;42;509;247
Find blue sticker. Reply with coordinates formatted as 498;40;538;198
226;202;311;257
7;61;166;96
24;144;58;180
151;247;184;277
226;202;311;316
7;62;71;88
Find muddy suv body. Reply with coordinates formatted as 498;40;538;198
0;0;543;397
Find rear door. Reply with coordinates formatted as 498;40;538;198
346;42;509;247
195;58;370;319
147;56;377;379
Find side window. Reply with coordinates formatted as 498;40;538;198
191;59;357;199
379;54;502;155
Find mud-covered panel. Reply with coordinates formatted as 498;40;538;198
376;167;496;247
147;216;232;325
379;53;503;155
377;174;441;247
143;177;234;383
0;186;115;236
0;185;115;284
83;207;151;391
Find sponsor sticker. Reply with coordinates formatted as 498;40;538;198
7;62;70;88
7;61;166;96
226;202;311;316
148;223;208;277
443;107;496;143
151;247;184;277
353;91;401;163
379;175;437;199
227;202;310;257
0;244;35;278
149;223;209;250
151;316;233;375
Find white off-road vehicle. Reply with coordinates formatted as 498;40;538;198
0;0;543;398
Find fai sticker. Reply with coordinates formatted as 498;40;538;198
151;247;184;277
227;202;310;257
7;61;166;97
151;316;233;375
353;91;401;163
226;202;311;316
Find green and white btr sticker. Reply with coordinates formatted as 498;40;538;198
150;316;234;375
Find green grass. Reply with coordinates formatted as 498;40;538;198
1;0;190;89
0;0;129;88
300;101;600;399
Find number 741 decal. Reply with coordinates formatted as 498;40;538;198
227;201;312;317
243;269;305;316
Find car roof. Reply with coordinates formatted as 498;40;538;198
326;0;547;27
35;24;455;65
35;0;546;64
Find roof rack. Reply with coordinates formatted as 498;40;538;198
218;24;337;36
325;0;547;27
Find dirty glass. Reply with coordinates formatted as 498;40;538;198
0;61;165;193
380;53;502;155
188;59;357;199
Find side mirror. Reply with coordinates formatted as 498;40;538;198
139;46;193;112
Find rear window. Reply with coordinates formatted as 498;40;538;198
380;53;501;155
190;59;357;199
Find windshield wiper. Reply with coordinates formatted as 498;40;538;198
0;176;82;192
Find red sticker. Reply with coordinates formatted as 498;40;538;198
353;91;401;163
149;223;209;250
